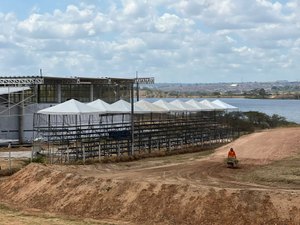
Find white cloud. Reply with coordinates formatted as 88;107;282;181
1;1;300;82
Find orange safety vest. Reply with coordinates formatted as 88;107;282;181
228;150;236;158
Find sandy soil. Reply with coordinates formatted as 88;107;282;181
0;127;300;225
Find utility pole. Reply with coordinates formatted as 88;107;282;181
130;82;135;156
136;71;139;102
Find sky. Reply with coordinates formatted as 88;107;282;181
0;0;299;83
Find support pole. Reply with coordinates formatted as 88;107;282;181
98;143;101;161
8;143;12;173
130;82;135;156
136;71;139;102
83;145;86;164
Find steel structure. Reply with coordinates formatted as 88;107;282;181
0;76;151;143
33;110;236;163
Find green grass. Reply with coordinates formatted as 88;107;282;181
237;154;300;187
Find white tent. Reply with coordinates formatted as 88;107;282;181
153;99;183;112
87;99;115;114
169;99;199;111
212;99;238;110
37;99;101;115
185;99;213;111
135;100;167;113
110;99;149;114
199;99;225;110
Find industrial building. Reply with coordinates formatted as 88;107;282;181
0;76;149;143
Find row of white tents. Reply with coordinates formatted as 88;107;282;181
37;99;238;115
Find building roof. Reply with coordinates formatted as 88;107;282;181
0;76;135;85
0;86;30;95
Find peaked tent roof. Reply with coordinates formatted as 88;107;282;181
110;99;149;114
135;100;167;113
37;99;101;115
169;99;199;111
153;99;183;112
87;99;114;113
212;99;238;110
185;99;213;111
199;99;225;110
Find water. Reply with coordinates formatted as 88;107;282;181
145;98;300;124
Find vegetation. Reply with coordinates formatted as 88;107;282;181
140;85;300;99
237;154;300;187
219;111;297;133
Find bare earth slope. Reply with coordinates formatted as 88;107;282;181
0;127;300;225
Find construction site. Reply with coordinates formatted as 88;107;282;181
0;76;238;163
33;98;237;163
0;76;299;225
0;127;300;224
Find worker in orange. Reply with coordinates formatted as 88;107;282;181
228;148;236;159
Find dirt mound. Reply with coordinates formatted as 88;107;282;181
0;163;299;225
0;127;300;224
212;127;300;164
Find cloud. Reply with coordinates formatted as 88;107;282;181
0;0;300;82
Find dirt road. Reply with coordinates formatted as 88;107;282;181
0;127;300;225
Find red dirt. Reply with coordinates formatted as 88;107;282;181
0;127;300;225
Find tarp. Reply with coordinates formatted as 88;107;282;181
110;99;149;114
212;99;239;110
87;99;115;114
199;99;225;110
153;99;183;112
0;86;30;95
37;99;101;115
135;100;167;113
185;99;213;111
169;99;199;111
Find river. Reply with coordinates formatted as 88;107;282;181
145;98;300;124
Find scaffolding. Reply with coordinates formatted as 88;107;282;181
33;110;237;163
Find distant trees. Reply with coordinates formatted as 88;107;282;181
220;111;296;133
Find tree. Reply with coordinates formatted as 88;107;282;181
258;88;267;98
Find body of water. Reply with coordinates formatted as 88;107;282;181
145;98;300;124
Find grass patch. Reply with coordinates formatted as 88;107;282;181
237;154;300;187
76;144;218;166
0;202;116;225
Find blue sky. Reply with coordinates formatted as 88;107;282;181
0;0;299;83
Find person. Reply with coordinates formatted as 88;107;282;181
228;148;236;159
227;148;238;167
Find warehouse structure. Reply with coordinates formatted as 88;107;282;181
0;76;153;143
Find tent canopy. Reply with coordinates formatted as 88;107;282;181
212;99;238;110
135;100;167;113
37;99;101;115
153;99;183;112
86;99;115;113
199;99;225;110
110;99;149;114
185;99;213;111
169;99;199;111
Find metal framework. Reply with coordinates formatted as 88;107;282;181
33;111;237;163
0;77;44;85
